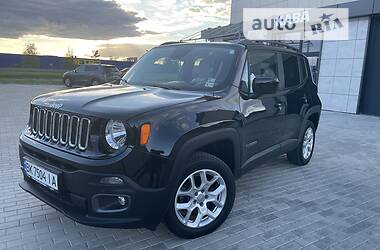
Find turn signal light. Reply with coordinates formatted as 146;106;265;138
140;124;151;145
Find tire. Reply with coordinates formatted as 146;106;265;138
166;152;235;238
287;120;316;166
91;79;100;86
63;78;72;87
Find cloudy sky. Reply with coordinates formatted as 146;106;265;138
0;0;231;59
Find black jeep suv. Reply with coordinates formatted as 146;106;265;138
19;41;321;238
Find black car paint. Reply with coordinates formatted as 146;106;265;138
19;42;321;230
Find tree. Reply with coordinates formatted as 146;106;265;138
65;47;74;58
64;47;75;69
21;42;39;68
91;50;100;59
23;42;38;55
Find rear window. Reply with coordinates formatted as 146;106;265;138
282;54;301;88
104;66;119;73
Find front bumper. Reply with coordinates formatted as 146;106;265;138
19;135;171;230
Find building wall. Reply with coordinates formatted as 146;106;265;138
318;17;369;113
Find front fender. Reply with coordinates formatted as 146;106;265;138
156;127;242;222
169;127;242;183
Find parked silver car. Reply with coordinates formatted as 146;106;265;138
63;64;122;87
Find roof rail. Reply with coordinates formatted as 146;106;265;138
159;41;184;46
238;40;300;52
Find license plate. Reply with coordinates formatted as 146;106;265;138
23;160;59;191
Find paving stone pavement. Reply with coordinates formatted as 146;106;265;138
1;84;380;250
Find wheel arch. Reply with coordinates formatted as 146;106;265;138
298;105;321;142
169;128;241;184
307;112;320;130
63;76;72;82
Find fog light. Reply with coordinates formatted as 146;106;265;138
100;177;124;185
118;196;127;206
92;194;130;213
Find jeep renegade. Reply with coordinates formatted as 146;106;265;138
19;41;322;238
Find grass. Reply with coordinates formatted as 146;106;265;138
0;68;66;84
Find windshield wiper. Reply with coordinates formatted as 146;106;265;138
148;84;180;90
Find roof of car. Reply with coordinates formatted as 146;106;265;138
159;41;245;49
158;40;303;55
81;64;116;67
101;64;117;67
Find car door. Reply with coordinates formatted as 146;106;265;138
280;53;308;145
83;65;99;84
72;65;86;84
239;49;287;167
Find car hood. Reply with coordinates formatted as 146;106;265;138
31;84;216;119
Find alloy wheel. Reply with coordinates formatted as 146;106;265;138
174;169;227;228
64;78;71;87
302;127;314;160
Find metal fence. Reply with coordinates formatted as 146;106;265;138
0;53;134;70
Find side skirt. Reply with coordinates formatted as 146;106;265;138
240;139;299;175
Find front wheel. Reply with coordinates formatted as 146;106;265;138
64;78;72;87
166;152;235;238
287;120;315;165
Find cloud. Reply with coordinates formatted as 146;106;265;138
96;43;155;58
0;0;150;40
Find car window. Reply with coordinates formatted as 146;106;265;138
282;54;301;88
247;51;278;79
122;45;240;91
240;61;250;93
104;66;119;73
75;65;85;72
299;56;308;83
85;65;98;72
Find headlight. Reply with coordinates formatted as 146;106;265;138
105;120;127;150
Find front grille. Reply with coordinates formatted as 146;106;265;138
30;106;91;151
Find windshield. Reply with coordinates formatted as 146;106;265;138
121;45;240;91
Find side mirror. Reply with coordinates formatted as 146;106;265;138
239;74;279;99
253;77;279;95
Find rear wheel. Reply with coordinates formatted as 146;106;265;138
64;78;72;87
91;79;100;86
287;120;315;166
166;152;235;238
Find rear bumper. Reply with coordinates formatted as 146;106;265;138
18;136;172;230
